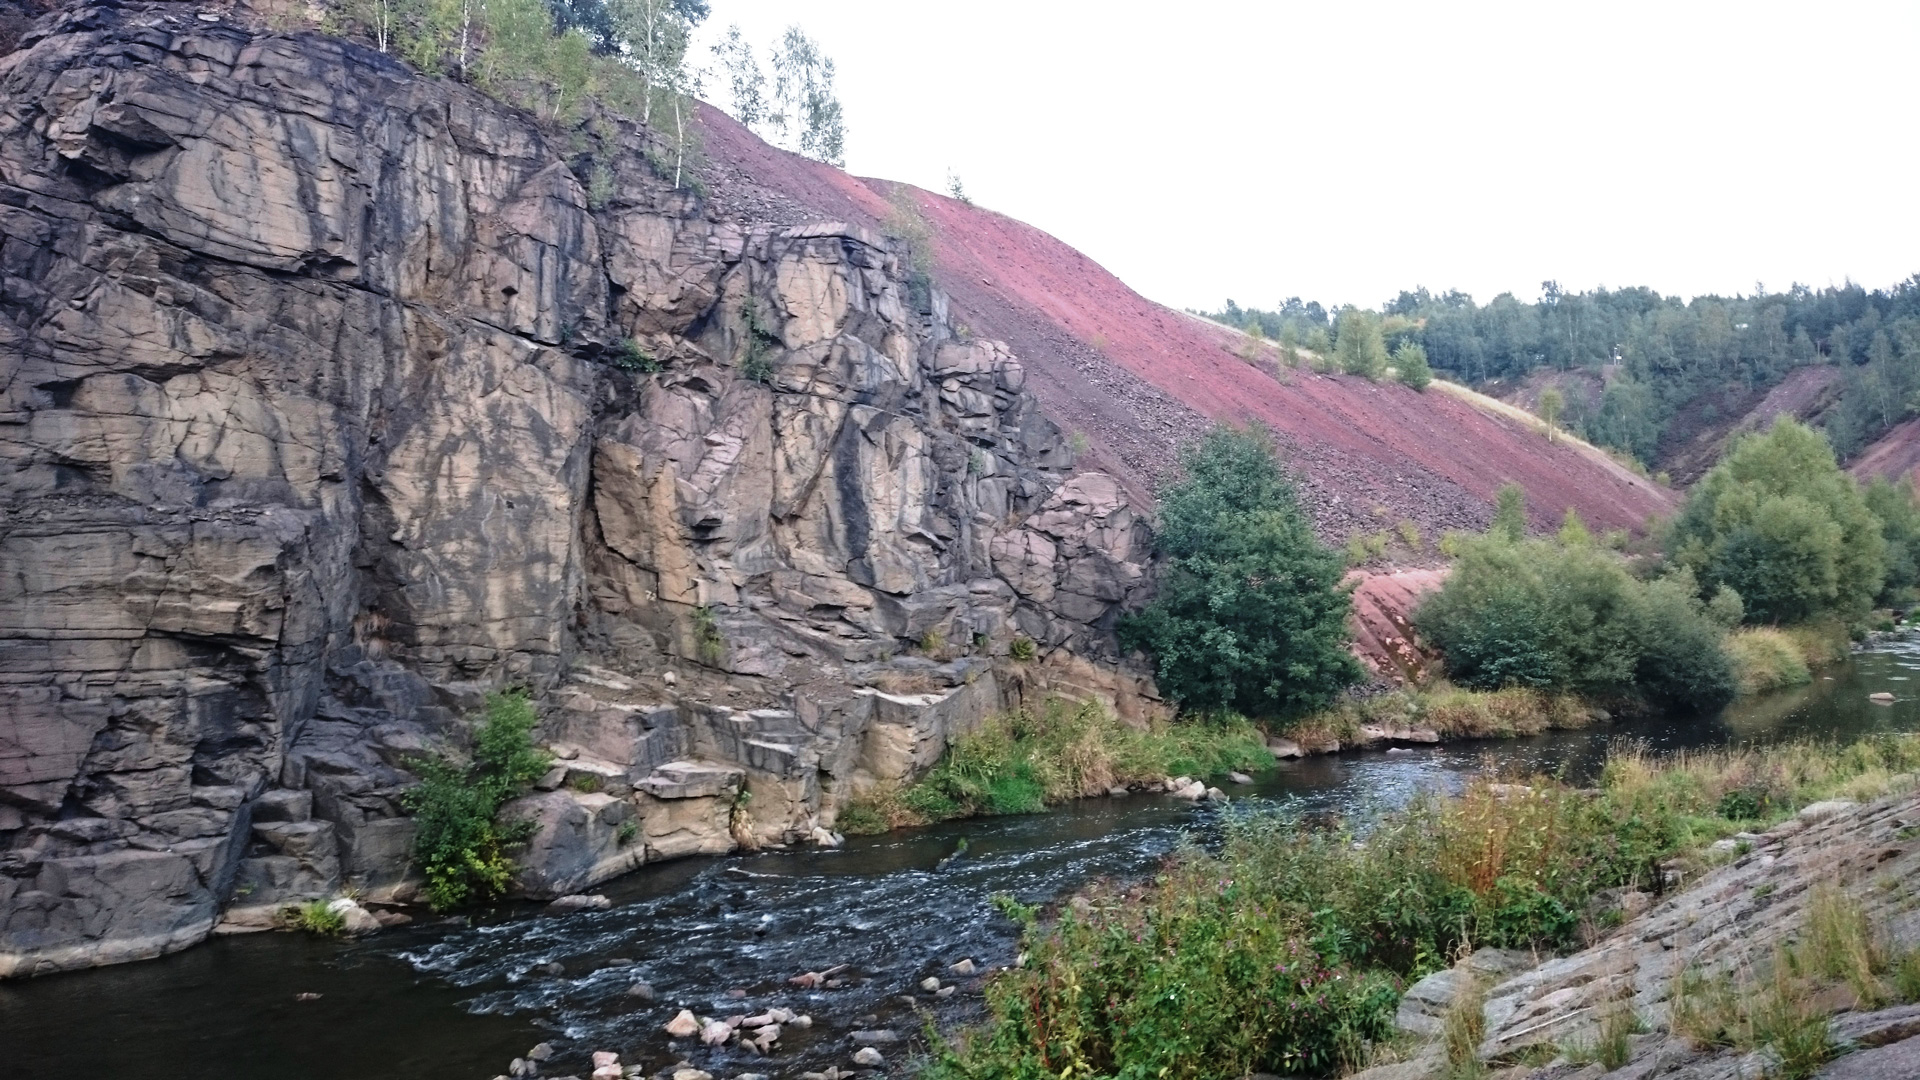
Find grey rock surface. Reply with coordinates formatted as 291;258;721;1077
0;4;1160;974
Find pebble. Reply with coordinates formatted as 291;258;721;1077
671;1071;710;1080
850;1029;901;1043
852;1047;885;1067
787;1014;813;1028
918;976;941;991
1107;785;1129;797
528;1043;554;1062
665;1009;700;1038
701;1019;733;1046
1228;771;1253;784
935;985;956;998
949;957;976;975
626;981;656;1000
591;1051;619;1068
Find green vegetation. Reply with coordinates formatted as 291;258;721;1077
1726;627;1814;695
285;899;346;935
737;302;781;383
1392;340;1432;391
1120;425;1363;720
1670;420;1886;625
1537;386;1565;441
932;735;1920;1080
1278;685;1594;747
1333;307;1388;380
709;22;847;165
1865;476;1920;606
1007;636;1037;662
403;692;551;911
612;337;660;373
1414;533;1736;711
835;701;1272;835
690;604;725;665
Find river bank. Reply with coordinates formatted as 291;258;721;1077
6;642;1920;1080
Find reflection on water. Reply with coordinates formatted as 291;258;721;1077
6;635;1920;1079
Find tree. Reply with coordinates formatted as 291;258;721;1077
1491;482;1528;541
1120;426;1363;719
1538;387;1565;442
1863;476;1920;606
1392;340;1432;391
770;26;846;166
946;169;970;204
710;23;768;129
1333;307;1388;379
1669;419;1886;624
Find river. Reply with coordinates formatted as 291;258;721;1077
8;636;1920;1079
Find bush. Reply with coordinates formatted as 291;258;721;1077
403;692;551;911
1669;419;1886;625
1120;425;1363;719
1415;535;1735;711
1865;476;1920;606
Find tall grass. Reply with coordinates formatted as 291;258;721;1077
1727;627;1813;695
836;701;1272;834
1278;685;1593;748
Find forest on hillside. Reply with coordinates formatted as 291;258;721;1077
1201;278;1920;468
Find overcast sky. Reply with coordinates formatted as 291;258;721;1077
694;2;1919;313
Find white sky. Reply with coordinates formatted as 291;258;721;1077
694;2;1920;313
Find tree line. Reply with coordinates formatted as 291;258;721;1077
1203;278;1920;467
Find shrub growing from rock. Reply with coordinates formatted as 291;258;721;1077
404;692;551;911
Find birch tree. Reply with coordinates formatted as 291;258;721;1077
770;26;845;167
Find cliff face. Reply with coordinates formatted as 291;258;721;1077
0;5;1155;975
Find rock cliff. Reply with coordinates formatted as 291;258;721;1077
0;4;1155;975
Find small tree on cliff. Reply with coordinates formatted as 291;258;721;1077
1120;425;1363;719
405;692;551;910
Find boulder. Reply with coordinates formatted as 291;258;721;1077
665;1010;700;1038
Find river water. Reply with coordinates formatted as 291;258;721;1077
9;637;1920;1080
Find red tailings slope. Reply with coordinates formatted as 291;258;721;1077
694;105;1676;541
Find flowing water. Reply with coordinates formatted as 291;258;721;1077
10;636;1920;1080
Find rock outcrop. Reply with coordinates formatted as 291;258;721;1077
1355;791;1920;1080
0;4;1155;975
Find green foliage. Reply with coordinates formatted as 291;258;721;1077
612;337;660;372
738;302;780;383
1392;340;1432;391
1491;483;1528;541
1397;519;1423;551
1415;536;1736;710
286;899;346;935
883;185;935;275
691;605;725;665
1537;386;1565;440
767;25;846;166
1334;307;1389;379
403;692;551;911
1726;627;1814;695
1557;507;1592;546
1008;636;1037;662
1670;420;1886;625
1120;425;1364;719
1864;477;1920;606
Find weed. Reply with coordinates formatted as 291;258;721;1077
569;772;601;794
739;302;780;383
919;628;947;656
586;162;616;209
612;337;660;373
1563;1002;1645;1070
616;819;638;846
1397;519;1423;551
1803;885;1888;1007
286;899;346;935
1067;431;1090;455
1008;636;1037;663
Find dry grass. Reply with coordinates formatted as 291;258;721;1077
1442;973;1488;1079
866;670;943;696
1278;685;1593;747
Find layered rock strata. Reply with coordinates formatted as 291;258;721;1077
0;5;1154;975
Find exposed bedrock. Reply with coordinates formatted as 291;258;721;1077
0;5;1156;975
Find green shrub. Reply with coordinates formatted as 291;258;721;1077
739;302;780;383
1007;636;1037;662
1120;425;1363;720
1415;535;1735;710
612;337;660;372
691;605;725;666
403;692;551;911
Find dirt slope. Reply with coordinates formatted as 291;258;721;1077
693;106;1676;541
1850;418;1920;487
